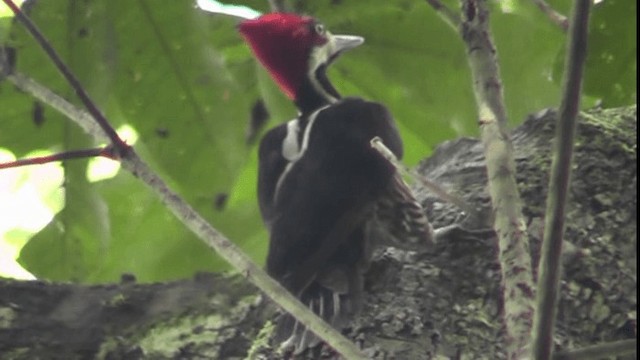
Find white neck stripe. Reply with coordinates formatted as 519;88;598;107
307;34;339;104
282;119;300;161
274;105;330;202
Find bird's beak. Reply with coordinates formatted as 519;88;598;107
331;35;365;56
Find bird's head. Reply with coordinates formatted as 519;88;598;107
239;13;364;105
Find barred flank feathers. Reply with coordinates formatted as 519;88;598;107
370;172;435;250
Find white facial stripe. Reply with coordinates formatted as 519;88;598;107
274;105;330;202
308;32;339;103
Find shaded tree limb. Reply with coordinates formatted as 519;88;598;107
552;339;637;360
1;3;365;358
533;1;592;359
458;1;536;358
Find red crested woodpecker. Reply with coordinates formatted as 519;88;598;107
239;13;434;353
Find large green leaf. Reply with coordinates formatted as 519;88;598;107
5;0;260;282
492;0;566;121
548;0;635;107
582;0;636;106
11;1;113;281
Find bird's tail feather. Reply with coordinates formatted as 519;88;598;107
274;269;363;355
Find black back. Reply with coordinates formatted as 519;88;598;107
261;98;402;292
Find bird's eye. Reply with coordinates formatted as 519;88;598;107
314;23;325;35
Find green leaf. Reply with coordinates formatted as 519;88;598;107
14;0;111;281
90;171;223;283
583;0;636;106
492;0;566;121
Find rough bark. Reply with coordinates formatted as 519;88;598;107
0;105;636;360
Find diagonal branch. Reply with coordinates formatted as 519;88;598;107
5;72;107;140
533;1;592;359
457;0;535;358
530;0;569;32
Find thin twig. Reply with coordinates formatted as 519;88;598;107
552;339;637;360
532;1;592;359
1;3;365;357
371;137;474;214
1;0;129;154
424;0;461;31
0;147;115;169
459;0;535;358
530;0;569;32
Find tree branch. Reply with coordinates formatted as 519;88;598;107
0;146;115;169
552;339;637;360
458;1;535;358
532;1;592;359
530;0;569;32
5;72;107;141
119;153;366;360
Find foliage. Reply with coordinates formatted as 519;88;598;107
0;0;635;283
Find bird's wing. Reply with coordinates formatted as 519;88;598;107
256;123;289;228
369;171;435;250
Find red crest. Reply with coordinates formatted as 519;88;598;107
239;13;327;100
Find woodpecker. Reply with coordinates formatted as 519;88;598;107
239;13;434;353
